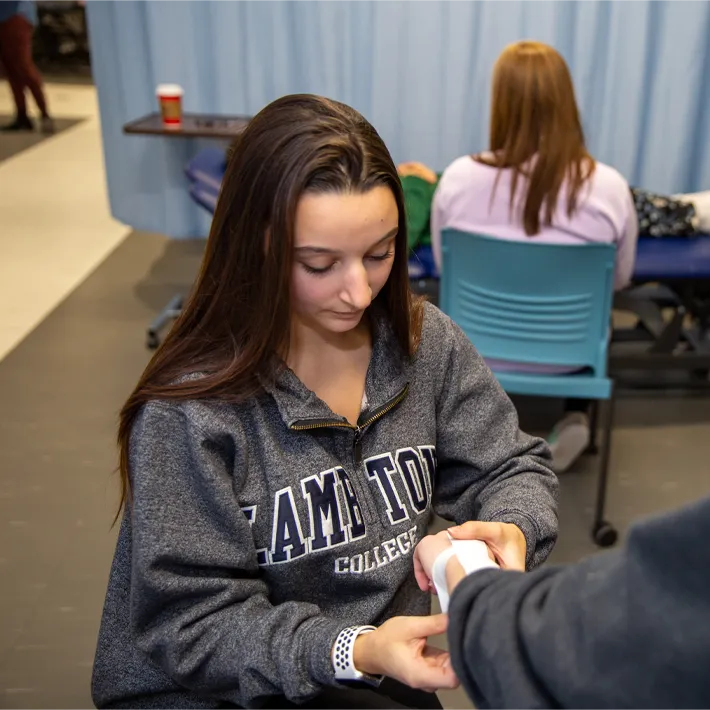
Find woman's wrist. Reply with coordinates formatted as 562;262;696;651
352;629;379;675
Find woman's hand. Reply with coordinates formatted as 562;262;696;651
414;529;499;595
449;521;527;571
352;614;459;692
413;530;455;593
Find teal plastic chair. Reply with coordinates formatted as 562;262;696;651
440;229;618;547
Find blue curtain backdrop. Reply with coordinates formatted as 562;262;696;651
86;0;710;239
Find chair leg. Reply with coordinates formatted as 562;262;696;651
587;400;599;455
591;384;618;547
146;293;184;350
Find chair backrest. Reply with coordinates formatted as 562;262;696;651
439;229;615;375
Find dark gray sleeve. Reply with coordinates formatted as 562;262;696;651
431;318;559;569
128;403;346;707
447;495;710;709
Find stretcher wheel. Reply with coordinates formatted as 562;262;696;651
592;522;618;547
146;331;160;350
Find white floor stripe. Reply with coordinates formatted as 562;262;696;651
0;82;130;361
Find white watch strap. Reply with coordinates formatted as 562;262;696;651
332;626;381;685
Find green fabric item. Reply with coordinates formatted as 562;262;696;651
400;174;441;251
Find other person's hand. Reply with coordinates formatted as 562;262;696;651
448;520;527;571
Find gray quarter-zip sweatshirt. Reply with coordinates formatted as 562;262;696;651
92;302;558;708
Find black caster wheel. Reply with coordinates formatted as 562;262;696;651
146;332;160;350
592;522;618;547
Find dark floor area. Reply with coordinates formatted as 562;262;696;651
0;231;708;708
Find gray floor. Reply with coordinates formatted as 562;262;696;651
0;114;83;163
0;231;709;709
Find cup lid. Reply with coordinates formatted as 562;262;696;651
156;83;184;97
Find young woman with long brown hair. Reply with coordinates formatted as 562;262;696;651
91;94;558;709
424;40;639;474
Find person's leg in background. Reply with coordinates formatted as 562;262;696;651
0;13;52;132
0;14;32;130
548;399;592;473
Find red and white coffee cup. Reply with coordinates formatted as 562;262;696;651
156;84;184;128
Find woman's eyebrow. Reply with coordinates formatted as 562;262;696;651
295;227;398;255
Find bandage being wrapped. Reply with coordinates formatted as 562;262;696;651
430;534;500;612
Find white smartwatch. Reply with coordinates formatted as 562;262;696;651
331;626;383;687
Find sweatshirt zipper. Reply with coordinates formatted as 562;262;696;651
290;384;409;464
290;385;409;527
352;384;409;464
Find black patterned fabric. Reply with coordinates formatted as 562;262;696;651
632;187;698;238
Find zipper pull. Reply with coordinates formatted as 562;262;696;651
353;426;363;465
